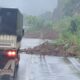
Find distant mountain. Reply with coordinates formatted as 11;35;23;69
39;11;53;21
53;0;80;21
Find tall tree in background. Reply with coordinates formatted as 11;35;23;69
70;19;77;45
70;19;77;34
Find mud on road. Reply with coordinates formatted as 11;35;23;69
25;42;77;57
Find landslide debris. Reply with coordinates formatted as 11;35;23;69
26;41;78;57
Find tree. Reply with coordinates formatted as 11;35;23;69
70;19;77;34
25;15;53;32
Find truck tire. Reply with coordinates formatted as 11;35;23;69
12;66;18;80
2;75;14;80
15;64;19;70
10;76;15;80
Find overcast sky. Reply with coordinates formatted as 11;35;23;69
0;0;57;15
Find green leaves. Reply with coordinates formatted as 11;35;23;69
25;15;53;32
70;19;77;34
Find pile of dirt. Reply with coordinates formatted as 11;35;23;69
26;42;78;57
25;30;59;40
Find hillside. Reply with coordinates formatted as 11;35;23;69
51;0;80;56
53;0;80;21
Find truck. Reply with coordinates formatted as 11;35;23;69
0;8;24;79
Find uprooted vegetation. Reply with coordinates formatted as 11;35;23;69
23;0;80;57
25;41;80;57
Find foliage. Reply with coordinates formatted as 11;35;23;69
25;15;53;32
53;16;72;32
70;19;77;34
53;15;80;48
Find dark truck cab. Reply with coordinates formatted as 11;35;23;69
0;8;23;71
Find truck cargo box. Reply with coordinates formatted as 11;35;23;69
0;8;23;41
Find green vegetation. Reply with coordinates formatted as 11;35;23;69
52;0;80;51
52;0;80;56
25;15;53;32
53;15;80;56
24;0;80;55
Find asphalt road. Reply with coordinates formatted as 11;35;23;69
1;38;80;80
15;38;80;80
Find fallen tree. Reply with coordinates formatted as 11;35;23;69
25;41;78;57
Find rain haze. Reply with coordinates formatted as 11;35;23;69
0;0;80;80
0;0;57;15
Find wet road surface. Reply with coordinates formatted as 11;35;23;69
15;54;80;80
1;38;80;80
15;38;80;80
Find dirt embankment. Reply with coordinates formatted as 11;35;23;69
25;42;78;57
24;30;59;40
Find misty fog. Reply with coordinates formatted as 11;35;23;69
0;0;57;15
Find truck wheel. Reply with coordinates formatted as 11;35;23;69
12;66;18;80
2;75;14;80
15;64;19;70
9;76;15;80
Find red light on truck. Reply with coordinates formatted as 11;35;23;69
7;50;17;57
